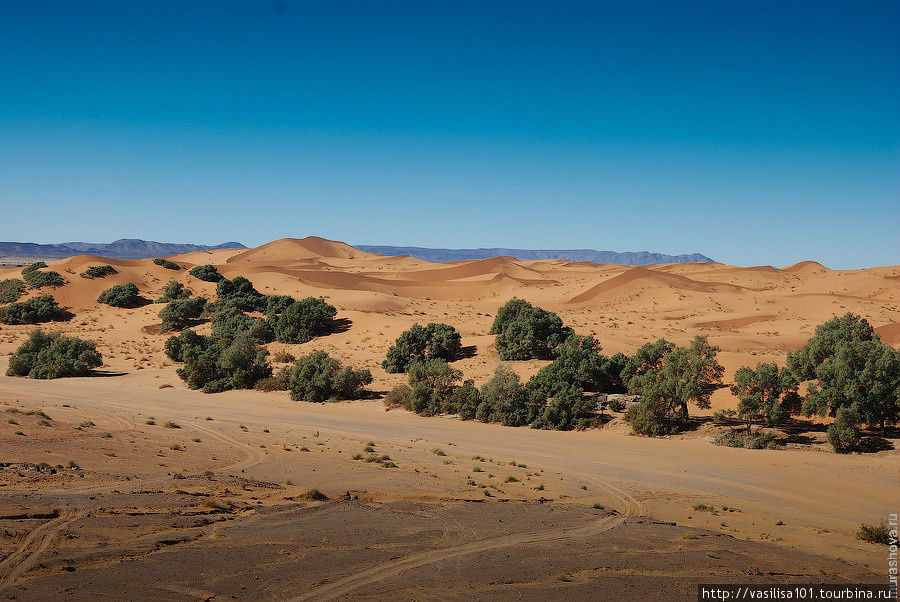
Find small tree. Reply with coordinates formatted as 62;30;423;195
0;295;65;324
189;264;223;282
210;306;274;343
492;299;572;360
79;265;117;279
274;297;337;344
382;323;462;373
98;283;142;308
154;258;181;270
215;276;265;312
7;330;102;379
731;363;800;431
288;351;372;402
157;281;191;302
406;358;462;416
449;379;481;420
787;313;877;380
827;406;861;453
159;297;207;332
527;335;611;400
477;365;534;426
166;331;271;393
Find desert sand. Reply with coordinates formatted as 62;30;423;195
1;237;897;600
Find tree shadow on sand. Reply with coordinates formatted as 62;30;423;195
329;318;352;335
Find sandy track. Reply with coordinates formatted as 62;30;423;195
0;510;82;589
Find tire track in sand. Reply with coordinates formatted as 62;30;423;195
0;510;82;591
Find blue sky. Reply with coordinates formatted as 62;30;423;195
1;1;897;268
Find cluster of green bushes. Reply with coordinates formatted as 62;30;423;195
97;283;143;308
163;275;340;393
79;265;117;279
22;262;65;288
0;278;26;304
7;330;102;379
382;322;462;372
490;298;572;360
0;295;65;325
283;350;372;402
153;258;181;270
189;264;223;282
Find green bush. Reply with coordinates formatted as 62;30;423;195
532;385;595;431
274;297;337;343
189;264;223;282
165;330;271;393
0;295;65;325
97;283;142;308
7;330;102;379
856;522;891;545
625;398;682;436
79;265;117;279
210;306;274;343
22;262;65;289
384;384;415;410
288;350;372;402
262;294;296;317
382;322;462;373
214;276;265;312
153;258;181;270
476;365;534;426
713;430;778;450
405;358;462;416
491;299;572;360
450;379;481;420
827;406;861;453
0;279;26;304
157;281;191;302
527;335;621;400
159;297;208;332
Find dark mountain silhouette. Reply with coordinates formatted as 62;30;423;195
0;239;246;259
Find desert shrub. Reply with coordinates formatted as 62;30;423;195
262;294;296;317
384;384;414;410
382;322;462;373
450;379;481;420
713;430;778;449
189;264;223;282
532;385;595;430
7;330;102;379
0;295;64;325
527;335;623;403
272;351;296;363
165;330;271;393
0;279;26;304
154;258;181;270
22;262;65;288
625;398;683;436
157;281;191;302
97;283;142;308
210;306;274;343
255;366;291;392
288;350;372;402
79;265;117;279
215;276;265;312
274;297;337;344
159;297;208;332
491;299;572;360
476;365;535;426
788;313;877;381
856;522;891;545
405;358;462;416
827;406;861;453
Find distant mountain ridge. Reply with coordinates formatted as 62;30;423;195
0;239;246;259
354;245;715;265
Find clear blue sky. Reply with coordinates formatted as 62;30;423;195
1;1;897;268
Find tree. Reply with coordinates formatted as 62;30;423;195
533;384;595;431
491;299;573;360
157;281;191;302
827;406;861;453
79;265;117;278
288;351;372;402
450;379;481;420
189;264;223;282
159;297;207;332
476;365;535;426
153;258;181;270
166;330;272;393
210;306;274;343
214;276;264;312
274;297;337;343
731;363;800;431
527;335;610;400
262;294;296;317
787;313;877;380
0;295;65;325
406;358;462;416
0;279;26;304
7;330;102;379
625;336;724;434
97;283;142;308
804;338;899;434
621;339;675;387
382;323;462;373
